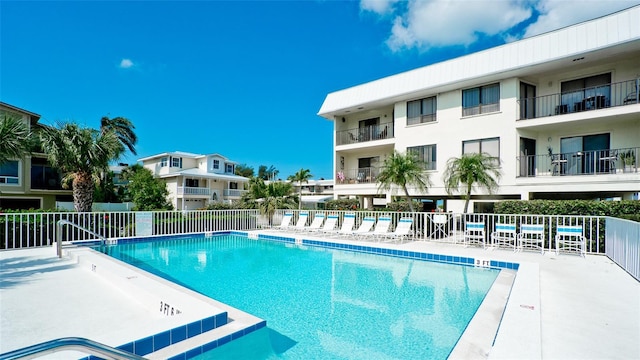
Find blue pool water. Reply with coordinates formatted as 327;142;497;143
102;234;499;359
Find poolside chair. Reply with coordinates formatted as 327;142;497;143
490;223;517;251
381;217;413;243
300;213;324;233
273;212;293;230
517;224;545;254
351;217;376;237
555;225;586;256
362;216;392;241
463;221;486;247
316;214;339;235
292;212;309;231
333;213;356;236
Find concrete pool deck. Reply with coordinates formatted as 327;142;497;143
1;234;639;359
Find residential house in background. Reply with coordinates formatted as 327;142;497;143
290;178;335;209
139;151;249;210
318;7;640;212
0;102;72;210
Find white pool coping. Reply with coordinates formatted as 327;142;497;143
1;232;639;359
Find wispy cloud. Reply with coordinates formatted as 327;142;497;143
360;0;640;52
119;58;134;69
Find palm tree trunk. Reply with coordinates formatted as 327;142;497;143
403;185;415;212
463;183;472;213
73;172;94;212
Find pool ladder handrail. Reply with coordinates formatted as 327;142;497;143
0;336;147;360
56;219;107;258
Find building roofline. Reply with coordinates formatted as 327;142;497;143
317;5;640;118
0;101;41;121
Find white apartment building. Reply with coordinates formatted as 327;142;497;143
318;7;640;212
139;151;249;210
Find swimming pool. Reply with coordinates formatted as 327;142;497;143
102;233;500;359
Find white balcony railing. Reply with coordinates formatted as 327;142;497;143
177;187;212;196
223;189;247;197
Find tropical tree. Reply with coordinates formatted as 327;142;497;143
443;152;502;213
100;116;138;156
258;165;279;180
121;164;173;210
376;151;432;212
235;163;255;178
38;122;123;212
287;168;313;210
241;177;295;225
0;114;32;165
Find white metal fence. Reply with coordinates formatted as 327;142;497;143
605;217;640;281
2;209;637;280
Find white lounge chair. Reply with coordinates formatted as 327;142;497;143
302;213;326;233
491;223;517;250
382;217;413;243
555;225;586;256
333;213;356;236
292;212;309;232
273;212;293;230
362;216;392;240
317;214;339;235
351;217;376;237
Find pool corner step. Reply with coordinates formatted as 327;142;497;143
146;319;267;360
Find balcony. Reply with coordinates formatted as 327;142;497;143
177;187;211;196
336;167;379;184
517;78;639;120
223;189;247;198
516;147;638;177
336;122;394;146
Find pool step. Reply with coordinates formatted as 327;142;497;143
146;319;267;360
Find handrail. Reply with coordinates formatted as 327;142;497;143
0;337;146;360
56;219;107;258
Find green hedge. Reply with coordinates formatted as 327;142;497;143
325;199;360;211
494;200;640;221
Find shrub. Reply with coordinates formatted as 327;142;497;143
494;200;640;220
325;199;360;211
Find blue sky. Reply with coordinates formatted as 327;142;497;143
2;0;638;180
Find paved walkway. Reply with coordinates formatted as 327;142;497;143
1;237;638;359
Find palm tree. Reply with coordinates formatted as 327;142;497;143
241;177;295;225
288;168;313;210
443;152;502;213
100;116;138;156
0;114;32;164
38;122;123;212
377;151;432;212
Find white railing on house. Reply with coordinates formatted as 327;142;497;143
223;189;248;197
177;187;212;196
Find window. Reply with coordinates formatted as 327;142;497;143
226;164;234;173
160;157;168;167
462;83;500;116
407;96;436;125
229;182;238;190
213;160;220;169
185;179;199;187
407;145;437;170
0;160;19;185
463;137;500;161
171;157;182;168
561;73;611;111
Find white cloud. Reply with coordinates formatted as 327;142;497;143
385;0;532;51
364;0;640;52
360;0;400;15
523;0;640;38
119;58;134;69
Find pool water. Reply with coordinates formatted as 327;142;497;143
102;234;499;359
